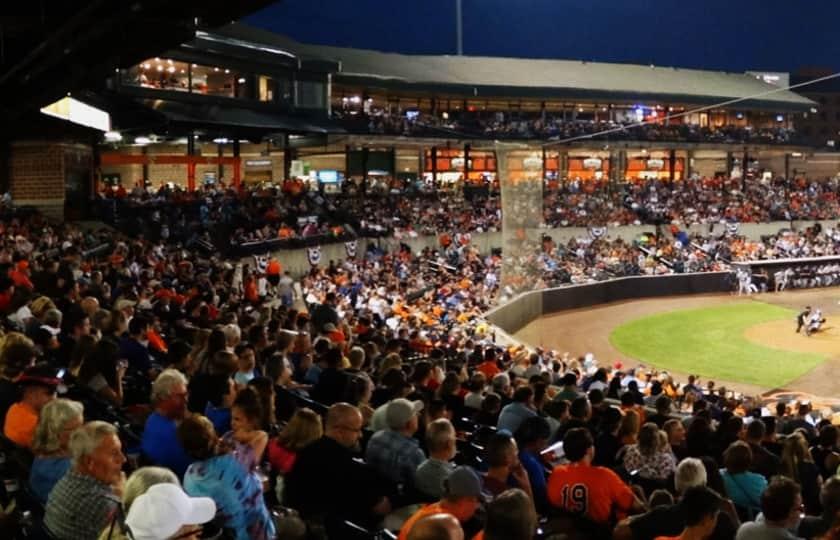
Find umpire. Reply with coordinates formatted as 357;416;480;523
796;306;811;333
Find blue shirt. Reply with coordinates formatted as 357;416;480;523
520;449;548;512
205;403;231;436
365;430;426;487
497;402;537;434
29;456;71;504
721;469;767;513
141;412;193;478
119;337;153;375
184;454;275;540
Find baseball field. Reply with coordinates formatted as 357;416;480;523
514;288;840;398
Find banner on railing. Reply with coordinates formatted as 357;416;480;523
307;246;322;266
345;240;357;259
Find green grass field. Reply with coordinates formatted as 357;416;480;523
608;302;826;388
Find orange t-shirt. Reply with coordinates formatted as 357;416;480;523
397;502;452;540
4;402;38;448
546;462;635;524
473;532;484;540
476;361;501;379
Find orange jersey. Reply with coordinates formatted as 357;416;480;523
398;502;452;540
546;462;635;524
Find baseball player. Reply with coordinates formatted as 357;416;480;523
796;306;811;334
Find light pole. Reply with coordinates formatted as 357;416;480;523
455;0;463;55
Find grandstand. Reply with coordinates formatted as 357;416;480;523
3;6;840;540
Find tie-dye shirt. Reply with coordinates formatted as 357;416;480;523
183;453;275;540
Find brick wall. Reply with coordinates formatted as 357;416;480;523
9;142;95;220
10;143;65;200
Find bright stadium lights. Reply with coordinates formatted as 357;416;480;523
213;137;229;144
134;136;151;145
104;131;122;142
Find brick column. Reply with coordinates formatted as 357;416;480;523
9;142;92;221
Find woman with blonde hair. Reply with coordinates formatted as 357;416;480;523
781;430;822;514
267;407;323;475
378;353;402;381
622;422;676;481
617;409;641;447
29;398;84;503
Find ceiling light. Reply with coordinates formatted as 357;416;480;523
104;131;122;142
156;66;163;72
237;77;246;84
167;66;176;73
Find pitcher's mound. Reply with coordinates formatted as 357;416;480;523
744;320;840;355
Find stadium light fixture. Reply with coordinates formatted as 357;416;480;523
104;131;122;142
134;136;151;145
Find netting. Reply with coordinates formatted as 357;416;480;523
496;143;546;306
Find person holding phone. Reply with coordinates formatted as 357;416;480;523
77;339;126;406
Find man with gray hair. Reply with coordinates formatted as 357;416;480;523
141;369;192;477
44;420;126;540
613;457;738;540
415;418;457;499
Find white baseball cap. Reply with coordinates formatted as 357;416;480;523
125;483;216;540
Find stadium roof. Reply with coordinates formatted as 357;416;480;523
221;23;814;112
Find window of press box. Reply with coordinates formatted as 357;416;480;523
190;64;250;98
124;58;191;92
122;59;252;99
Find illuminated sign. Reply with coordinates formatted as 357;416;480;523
40;97;111;132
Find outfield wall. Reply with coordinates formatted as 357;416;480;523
485;272;731;335
253;220;826;275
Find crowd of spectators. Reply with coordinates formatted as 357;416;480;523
335;110;800;145
3;170;840;539
97;176;840;257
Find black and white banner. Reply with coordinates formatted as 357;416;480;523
345;240;357;259
253;254;268;273
725;222;740;235
589;226;607;239
307;246;322;266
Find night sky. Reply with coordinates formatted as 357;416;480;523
246;0;839;74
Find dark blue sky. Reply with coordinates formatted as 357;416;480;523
246;0;838;74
